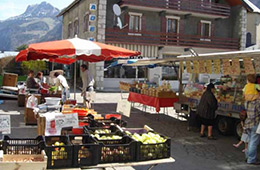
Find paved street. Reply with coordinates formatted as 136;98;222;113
0;92;259;170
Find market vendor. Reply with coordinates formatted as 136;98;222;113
80;64;95;105
54;72;70;103
35;71;47;88
26;70;39;89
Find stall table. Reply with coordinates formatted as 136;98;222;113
83;157;175;170
128;92;178;113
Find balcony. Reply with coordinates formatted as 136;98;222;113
120;0;231;18
105;28;239;50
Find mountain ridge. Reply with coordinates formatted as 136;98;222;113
0;1;62;51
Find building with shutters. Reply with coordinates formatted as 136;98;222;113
58;0;260;91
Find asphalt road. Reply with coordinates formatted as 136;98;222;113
0;93;259;170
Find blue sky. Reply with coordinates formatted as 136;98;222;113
0;0;73;20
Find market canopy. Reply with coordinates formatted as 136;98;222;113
15;37;141;64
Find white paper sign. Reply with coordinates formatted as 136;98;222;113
0;115;11;134
116;100;131;117
55;113;79;130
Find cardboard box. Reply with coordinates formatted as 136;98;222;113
3;73;18;87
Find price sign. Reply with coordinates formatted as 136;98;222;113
116;100;131;117
0;115;11;134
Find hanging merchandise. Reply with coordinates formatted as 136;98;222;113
254;57;260;73
193;60;199;74
231;58;240;75
199;60;206;73
214;59;221;74
180;61;184;73
186;61;192;73
243;58;255;74
222;59;232;75
206;60;212;74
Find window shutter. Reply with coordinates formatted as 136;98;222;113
141;15;146;32
179;19;184;34
161;16;166;33
211;22;214;37
197;22;202;36
124;13;129;30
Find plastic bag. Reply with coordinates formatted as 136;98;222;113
256;122;260;134
26;95;38;108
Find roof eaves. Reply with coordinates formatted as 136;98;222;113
241;0;260;14
57;0;81;17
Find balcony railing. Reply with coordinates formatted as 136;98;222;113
105;28;239;50
120;0;230;18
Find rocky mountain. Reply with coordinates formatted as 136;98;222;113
0;2;62;51
250;0;260;9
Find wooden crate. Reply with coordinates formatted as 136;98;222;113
0;150;47;170
2;73;18;87
18;94;25;107
37;114;46;136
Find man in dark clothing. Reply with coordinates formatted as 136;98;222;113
197;83;218;140
26;70;39;89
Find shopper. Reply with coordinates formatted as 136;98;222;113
26;70;39;89
54;72;70;103
197;83;218;140
243;74;260;102
242;74;260;164
80;64;95;105
35;71;46;88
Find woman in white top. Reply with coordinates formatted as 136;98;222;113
54;72;70;103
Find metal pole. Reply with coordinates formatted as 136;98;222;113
74;62;76;99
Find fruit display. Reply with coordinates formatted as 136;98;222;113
100;146;132;163
95;129;112;134
44;136;73;169
84;125;121;135
124;129;171;161
96;136;135;163
69;135;99;167
93;134;122;140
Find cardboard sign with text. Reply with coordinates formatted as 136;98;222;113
0;115;11;134
116;100;131;117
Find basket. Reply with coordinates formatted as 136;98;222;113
69;135;99;167
44;136;73;169
94;135;135;163
89;118;127;127
123;128;171;161
2;136;44;155
105;114;122;120
83;125;122;135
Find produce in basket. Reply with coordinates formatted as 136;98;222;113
94;129;112;134
93;134;122;140
129;132;167;144
101;146;131;162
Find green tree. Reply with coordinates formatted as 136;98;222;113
16;44;28;51
21;60;47;74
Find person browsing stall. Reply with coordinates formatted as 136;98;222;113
197;83;218;140
26;70;39;89
54;72;70;103
80;64;95;103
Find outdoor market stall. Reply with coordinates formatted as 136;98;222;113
129;50;260;137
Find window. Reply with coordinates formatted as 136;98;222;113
74;19;79;36
167;16;179;33
246;32;252;47
129;12;142;32
83;14;89;32
200;20;211;40
67;23;72;38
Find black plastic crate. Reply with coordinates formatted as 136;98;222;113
69;135;99;167
123;128;171;161
44;136;73;169
83;125;122;135
2;135;44;154
94;135;135;163
89;118;127;127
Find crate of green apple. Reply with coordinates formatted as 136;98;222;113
91;134;136;163
124;128;171;161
